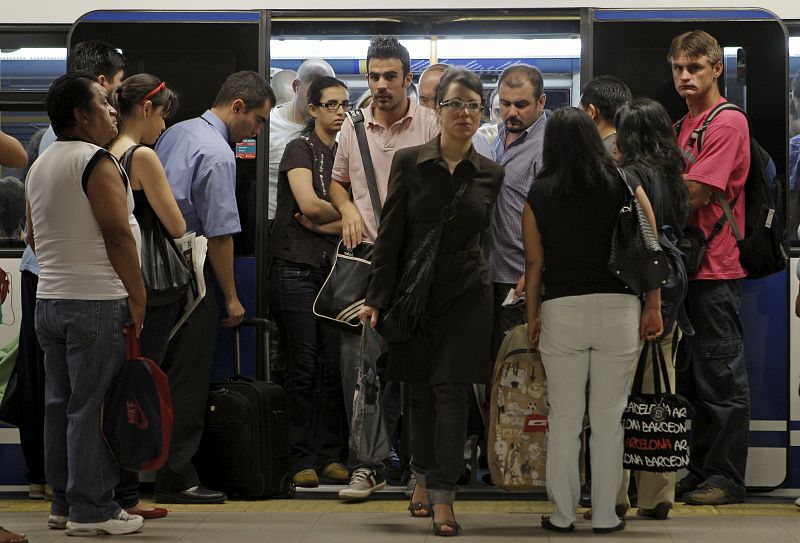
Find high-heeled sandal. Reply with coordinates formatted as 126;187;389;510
432;506;461;537
408;496;432;518
433;520;462;537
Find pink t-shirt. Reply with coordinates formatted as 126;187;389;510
332;99;439;241
677;98;749;280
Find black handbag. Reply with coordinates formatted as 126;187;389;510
313;240;374;328
622;340;694;473
313;110;381;329
608;168;669;295
121;146;192;307
378;177;471;342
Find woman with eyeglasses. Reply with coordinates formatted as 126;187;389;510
360;67;503;537
268;76;349;489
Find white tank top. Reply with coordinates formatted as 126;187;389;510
27;139;141;300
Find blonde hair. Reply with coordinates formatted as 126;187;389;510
667;30;723;67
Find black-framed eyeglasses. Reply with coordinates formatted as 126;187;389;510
318;101;353;111
439;99;482;113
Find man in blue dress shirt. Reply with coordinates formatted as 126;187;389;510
153;71;274;504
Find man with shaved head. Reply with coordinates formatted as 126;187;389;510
270;69;297;105
268;59;335;219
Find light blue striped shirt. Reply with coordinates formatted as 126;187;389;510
485;112;547;283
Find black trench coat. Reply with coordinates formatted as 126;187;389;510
366;136;504;384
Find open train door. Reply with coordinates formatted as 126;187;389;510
582;8;790;490
70;11;269;379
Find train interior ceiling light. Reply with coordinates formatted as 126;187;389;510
269;38;582;60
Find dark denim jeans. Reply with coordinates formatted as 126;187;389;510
36;298;127;523
269;261;345;473
16;271;45;485
677;279;749;499
410;382;470;505
115;299;183;508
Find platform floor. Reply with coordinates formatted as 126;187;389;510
2;490;800;542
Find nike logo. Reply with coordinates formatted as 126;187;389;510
126;400;149;430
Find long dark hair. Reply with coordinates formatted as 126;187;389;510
109;73;178;133
302;76;348;136
615;97;690;225
537;106;618;198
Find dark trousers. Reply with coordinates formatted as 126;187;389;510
115;299;183;507
491;282;525;370
155;266;219;493
677;279;749;499
16;270;45;485
268;262;345;473
410;382;470;505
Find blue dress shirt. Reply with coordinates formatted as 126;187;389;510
155;110;241;238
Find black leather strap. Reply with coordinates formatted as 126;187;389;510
347;109;383;227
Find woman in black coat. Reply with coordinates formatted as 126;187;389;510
360;67;503;537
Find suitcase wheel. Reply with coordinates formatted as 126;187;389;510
281;474;296;498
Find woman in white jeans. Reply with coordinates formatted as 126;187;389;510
522;107;663;534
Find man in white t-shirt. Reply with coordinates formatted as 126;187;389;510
268;59;335;219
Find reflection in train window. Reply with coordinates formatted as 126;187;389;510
0;111;48;249
0;48;66;92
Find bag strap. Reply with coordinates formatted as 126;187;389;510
120;144;142;178
124;322;141;360
631;340;672;398
347;110;383;227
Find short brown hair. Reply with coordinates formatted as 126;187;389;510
498;64;544;99
667;30;723;67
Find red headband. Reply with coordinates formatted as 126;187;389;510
137;82;166;104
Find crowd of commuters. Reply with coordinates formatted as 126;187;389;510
0;27;779;539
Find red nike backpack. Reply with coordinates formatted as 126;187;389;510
101;322;173;471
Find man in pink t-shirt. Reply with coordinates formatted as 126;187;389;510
671;30;750;507
328;36;438;504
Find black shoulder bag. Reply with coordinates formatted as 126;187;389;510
122;145;192;306
378;177;471;343
313;110;382;328
607;168;669;295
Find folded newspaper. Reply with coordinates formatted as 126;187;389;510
169;232;208;340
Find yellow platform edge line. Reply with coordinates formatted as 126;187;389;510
1;500;798;516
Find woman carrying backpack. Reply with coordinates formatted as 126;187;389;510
612;97;690;520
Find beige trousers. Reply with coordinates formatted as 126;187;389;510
616;325;680;510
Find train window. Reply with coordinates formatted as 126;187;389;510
789;35;800;247
0;48;66;92
0;111;41;248
722;47;747;110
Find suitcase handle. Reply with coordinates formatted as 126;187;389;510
234;318;271;381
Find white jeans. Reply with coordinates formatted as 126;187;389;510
539;293;640;529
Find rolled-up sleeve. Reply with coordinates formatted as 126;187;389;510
193;159;241;238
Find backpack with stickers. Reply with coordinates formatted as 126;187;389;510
674;102;787;279
487;324;548;491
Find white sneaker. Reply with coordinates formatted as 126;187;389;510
794;497;800;508
338;467;386;500
65;509;144;536
48;514;68;530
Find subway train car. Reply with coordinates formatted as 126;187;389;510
0;0;799;497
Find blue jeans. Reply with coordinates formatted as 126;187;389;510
268;262;345;473
409;382;471;505
36;298;127;523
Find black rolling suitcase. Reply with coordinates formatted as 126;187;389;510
195;318;295;498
